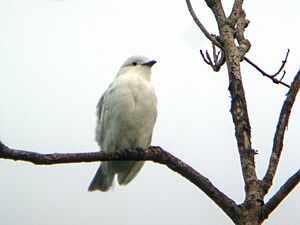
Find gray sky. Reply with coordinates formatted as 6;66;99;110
0;0;299;225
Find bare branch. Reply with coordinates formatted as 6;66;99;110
244;49;290;88
186;0;299;223
200;49;212;65
204;0;258;204
0;141;241;222
234;9;251;58
200;46;225;72
228;0;244;23
271;49;290;77
261;169;300;221
205;0;227;24
186;0;222;48
262;69;300;194
212;44;219;63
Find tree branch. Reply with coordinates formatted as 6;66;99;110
205;0;227;27
244;50;290;88
262;69;300;194
234;9;251;58
207;0;258;201
186;0;222;48
261;168;300;221
186;0;299;224
200;45;225;72
0;141;241;222
228;0;244;23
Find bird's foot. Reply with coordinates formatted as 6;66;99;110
136;147;145;154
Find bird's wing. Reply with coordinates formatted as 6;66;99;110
95;90;109;148
146;132;153;147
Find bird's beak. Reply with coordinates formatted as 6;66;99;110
143;60;156;67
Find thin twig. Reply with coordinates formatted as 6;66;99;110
261;169;300;221
186;0;222;49
244;49;290;88
200;46;225;72
216;50;225;69
271;49;290;77
200;49;211;65
212;45;218;63
206;50;213;65
262;69;300;194
0;141;241;222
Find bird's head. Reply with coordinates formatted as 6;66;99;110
117;55;156;81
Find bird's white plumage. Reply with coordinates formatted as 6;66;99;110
88;56;157;191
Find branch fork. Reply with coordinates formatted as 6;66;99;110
200;44;225;71
244;50;290;88
187;0;300;224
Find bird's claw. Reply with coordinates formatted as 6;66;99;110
136;147;145;154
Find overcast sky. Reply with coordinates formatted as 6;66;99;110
0;0;299;225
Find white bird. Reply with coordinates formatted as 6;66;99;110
88;55;157;191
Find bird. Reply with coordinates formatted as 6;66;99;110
88;55;157;191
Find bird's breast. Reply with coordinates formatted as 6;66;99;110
105;74;157;148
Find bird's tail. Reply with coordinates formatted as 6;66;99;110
117;161;144;186
88;162;114;192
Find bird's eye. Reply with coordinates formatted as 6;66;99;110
131;62;137;66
